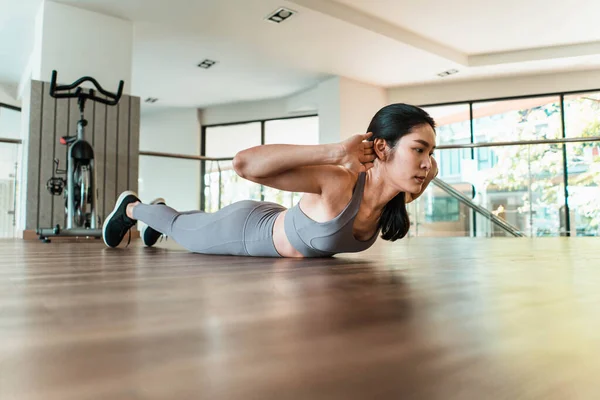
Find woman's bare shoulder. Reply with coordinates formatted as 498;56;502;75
320;167;357;197
299;168;357;220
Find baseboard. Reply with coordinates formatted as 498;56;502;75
22;229;140;241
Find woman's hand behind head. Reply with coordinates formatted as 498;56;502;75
339;132;376;174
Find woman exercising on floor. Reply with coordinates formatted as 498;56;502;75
102;103;438;258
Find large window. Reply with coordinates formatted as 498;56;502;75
0;104;22;238
204;122;262;212
418;90;600;237
263;116;318;207
473;97;564;237
203;116;318;211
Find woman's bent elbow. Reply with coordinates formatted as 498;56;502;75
232;152;248;178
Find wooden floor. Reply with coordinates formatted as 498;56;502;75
1;237;599;400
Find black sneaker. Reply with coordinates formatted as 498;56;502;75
140;198;166;247
102;191;141;248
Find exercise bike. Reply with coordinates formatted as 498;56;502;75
37;70;124;242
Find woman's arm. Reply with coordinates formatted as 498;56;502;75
233;133;375;195
233;143;340;179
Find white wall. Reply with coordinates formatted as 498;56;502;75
0;106;22;139
316;77;341;144
339;77;387;140
314;76;386;143
138;108;201;211
388;69;600;106
200;87;319;126
0;85;19;108
140;108;200;155
32;1;133;93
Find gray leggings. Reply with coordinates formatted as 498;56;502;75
132;200;286;257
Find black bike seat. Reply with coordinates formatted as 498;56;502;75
60;136;77;145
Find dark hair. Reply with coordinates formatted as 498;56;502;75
367;103;436;241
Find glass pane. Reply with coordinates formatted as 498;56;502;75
565;143;600;236
204;123;262;209
410;142;565;237
422;104;471;145
564;91;600;138
139;156;200;212
407;183;474;237
0;106;22;140
480;144;565;237
204;160;261;212
263;116;319;207
473;96;562;143
0;143;19;238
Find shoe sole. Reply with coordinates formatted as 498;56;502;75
102;190;139;247
140;198;166;247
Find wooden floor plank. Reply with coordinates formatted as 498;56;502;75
1;237;599;400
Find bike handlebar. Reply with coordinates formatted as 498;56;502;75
49;70;124;106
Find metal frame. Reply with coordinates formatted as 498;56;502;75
0;102;21;112
436;136;600;150
0;138;21;145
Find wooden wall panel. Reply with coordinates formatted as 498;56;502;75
128;97;140;195
38;82;56;229
51;89;71;227
93;102;107;220
25;81;43;230
116;97;130;195
103;103;118;217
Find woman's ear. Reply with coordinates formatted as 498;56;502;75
374;138;388;161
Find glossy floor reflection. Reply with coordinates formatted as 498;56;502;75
1;237;599;400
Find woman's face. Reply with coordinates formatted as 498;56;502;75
386;124;436;194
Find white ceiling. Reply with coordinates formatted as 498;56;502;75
1;0;600;110
334;0;600;54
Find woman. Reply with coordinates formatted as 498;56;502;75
102;103;438;257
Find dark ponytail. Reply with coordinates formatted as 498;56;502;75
366;103;436;242
380;191;409;241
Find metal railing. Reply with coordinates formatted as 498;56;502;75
436;135;600;150
139;151;230;161
431;177;524;237
0;138;21;145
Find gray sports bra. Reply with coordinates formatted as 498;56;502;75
284;172;380;257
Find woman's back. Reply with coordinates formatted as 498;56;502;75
283;172;379;257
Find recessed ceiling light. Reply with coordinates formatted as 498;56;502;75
198;59;218;69
437;69;459;78
145;97;158;103
265;7;296;23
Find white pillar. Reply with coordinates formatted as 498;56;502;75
316;76;387;144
